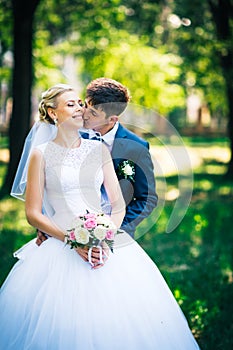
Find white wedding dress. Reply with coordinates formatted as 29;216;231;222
0;139;200;350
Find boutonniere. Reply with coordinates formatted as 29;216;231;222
116;160;135;182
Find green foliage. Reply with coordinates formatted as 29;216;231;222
0;0;13;84
1;0;231;119
0;1;13;53
31;0;230;119
164;0;230;117
32;22;187;113
80;33;186;114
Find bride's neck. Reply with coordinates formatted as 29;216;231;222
54;129;80;148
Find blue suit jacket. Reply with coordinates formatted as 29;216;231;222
111;124;158;237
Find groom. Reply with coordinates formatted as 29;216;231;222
37;78;157;262
81;77;157;237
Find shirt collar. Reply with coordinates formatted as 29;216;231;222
78;122;119;147
101;122;119;146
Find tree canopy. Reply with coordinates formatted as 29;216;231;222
0;0;233;195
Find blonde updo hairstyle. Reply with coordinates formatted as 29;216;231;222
38;84;74;125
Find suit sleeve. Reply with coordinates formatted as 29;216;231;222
121;143;158;236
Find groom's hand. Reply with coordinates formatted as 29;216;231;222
75;246;101;263
36;230;48;246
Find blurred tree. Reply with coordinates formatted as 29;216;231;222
207;0;233;176
120;0;233;177
167;0;233;177
79;32;185;114
32;0;185;115
0;0;13;85
1;0;40;197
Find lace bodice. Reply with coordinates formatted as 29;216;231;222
37;139;104;230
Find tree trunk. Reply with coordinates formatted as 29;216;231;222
0;0;40;197
208;0;233;178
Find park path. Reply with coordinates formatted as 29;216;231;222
150;145;230;176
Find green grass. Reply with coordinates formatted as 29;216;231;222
136;160;233;349
0;140;233;349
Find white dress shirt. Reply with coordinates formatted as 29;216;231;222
101;122;119;152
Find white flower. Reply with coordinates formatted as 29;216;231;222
71;217;83;229
96;215;117;229
93;226;107;240
117;160;135;182
74;227;90;245
96;215;112;226
107;221;117;229
122;164;134;176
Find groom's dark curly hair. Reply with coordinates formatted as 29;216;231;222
86;77;131;117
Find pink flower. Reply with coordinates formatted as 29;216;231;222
69;231;76;240
105;230;115;240
84;218;97;229
84;213;97;219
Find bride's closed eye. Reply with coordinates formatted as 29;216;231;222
67;100;84;107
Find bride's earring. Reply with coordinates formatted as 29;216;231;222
54;118;58;126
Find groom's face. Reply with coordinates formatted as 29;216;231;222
83;98;116;135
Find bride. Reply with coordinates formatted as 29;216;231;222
0;84;200;349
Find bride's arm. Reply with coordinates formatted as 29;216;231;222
102;145;126;228
76;145;125;268
25;149;66;242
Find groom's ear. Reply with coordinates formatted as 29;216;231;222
109;115;118;123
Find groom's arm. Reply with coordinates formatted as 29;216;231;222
121;145;157;237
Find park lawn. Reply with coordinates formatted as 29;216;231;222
0;138;233;349
138;171;233;350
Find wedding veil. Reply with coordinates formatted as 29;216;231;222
10;120;57;201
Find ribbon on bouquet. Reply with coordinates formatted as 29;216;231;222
88;245;104;266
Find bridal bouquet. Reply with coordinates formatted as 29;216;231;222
65;211;124;264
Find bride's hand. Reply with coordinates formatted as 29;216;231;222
75;246;89;262
75;246;104;265
75;245;109;269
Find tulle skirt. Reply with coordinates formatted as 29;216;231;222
0;235;200;349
